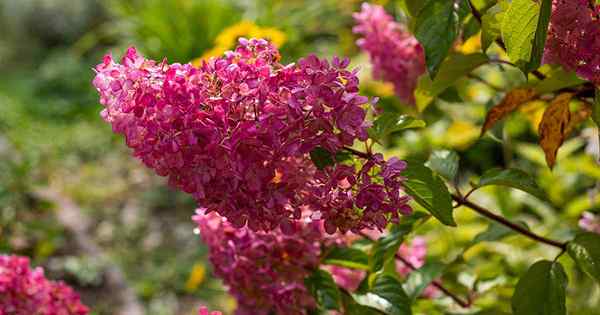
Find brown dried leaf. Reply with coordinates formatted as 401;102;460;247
481;88;538;136
565;101;592;135
538;93;573;169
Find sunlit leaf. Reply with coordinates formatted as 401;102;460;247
501;0;552;73
323;247;369;270
403;261;445;301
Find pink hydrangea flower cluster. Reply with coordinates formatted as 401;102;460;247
193;209;330;315
326;237;438;298
579;211;600;234
198;306;222;315
0;255;89;315
543;0;600;85
93;38;411;233
353;3;426;104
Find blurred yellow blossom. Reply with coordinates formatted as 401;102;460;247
445;120;480;149
458;32;482;54
193;21;286;65
185;263;206;292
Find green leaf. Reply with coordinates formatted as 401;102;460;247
477;168;546;200
305;269;341;310
369;229;405;273
501;0;552;73
341;292;381;315
533;67;586;94
310;147;335;170
413;0;471;78
481;1;508;52
567;232;600;284
471;221;529;245
323;247;369;270
402;160;456;226
427;150;459;181
403;261;445;301
415;53;489;111
511;260;567;315
353;274;412;315
368;113;426;140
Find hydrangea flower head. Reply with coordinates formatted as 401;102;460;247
543;0;600;85
0;255;89;315
353;3;426;104
198;306;222;315
193;210;324;315
93;38;411;233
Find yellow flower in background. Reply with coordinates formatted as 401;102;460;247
458;32;482;54
520;100;546;134
445;120;480;150
192;21;286;65
185;263;206;292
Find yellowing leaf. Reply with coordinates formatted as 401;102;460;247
458;32;482;54
538;93;573;168
481;88;538;136
565;101;592;135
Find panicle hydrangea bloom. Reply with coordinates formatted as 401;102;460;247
326;237;438;298
579;211;600;234
543;0;600;85
198;306;222;315
93;38;411;233
308;155;411;233
0;255;89;315
353;3;426;104
193;209;335;315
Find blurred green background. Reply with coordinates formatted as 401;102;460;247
0;0;598;314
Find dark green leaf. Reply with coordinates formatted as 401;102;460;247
511;260;567;315
477;168;546;200
413;0;471;78
305;269;341;310
368;113;426;140
402;160;456;226
353;274;412;315
415;53;489;111
369;229;405;273
427;150;459;181
310;147;335;170
403;261;445;301
481;1;508;51
323;247;369;270
567;232;600;284
501;0;552;73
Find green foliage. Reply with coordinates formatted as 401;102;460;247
352;274;412;315
415;53;489;111
402;261;445;301
501;0;552;73
305;269;342;311
411;0;471;78
402;161;456;226
512;260;567;315
369;113;426;141
481;1;508;52
323;247;370;270
567;233;600;284
427;150;459;182
477;168;546;200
